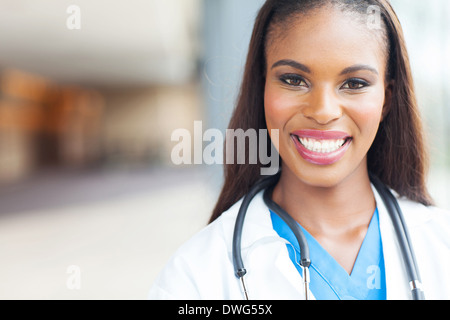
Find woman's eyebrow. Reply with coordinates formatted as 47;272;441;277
339;64;379;76
271;59;311;73
271;60;378;77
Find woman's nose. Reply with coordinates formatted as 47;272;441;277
302;87;343;125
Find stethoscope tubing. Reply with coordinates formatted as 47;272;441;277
232;174;277;279
232;172;425;300
369;173;425;300
263;180;311;268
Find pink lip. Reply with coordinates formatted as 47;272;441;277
291;130;353;166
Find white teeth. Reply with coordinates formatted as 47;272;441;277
298;137;346;153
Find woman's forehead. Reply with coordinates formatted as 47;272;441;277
266;6;388;73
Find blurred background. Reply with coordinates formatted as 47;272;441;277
0;0;448;299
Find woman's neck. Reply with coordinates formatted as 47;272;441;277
272;163;376;274
272;163;376;238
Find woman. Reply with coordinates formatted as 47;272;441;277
149;0;450;300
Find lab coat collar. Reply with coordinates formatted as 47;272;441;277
371;186;410;300
233;191;307;299
371;185;432;300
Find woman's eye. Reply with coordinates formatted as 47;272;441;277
280;75;307;87
342;79;369;90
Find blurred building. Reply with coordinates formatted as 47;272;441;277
0;0;208;300
0;69;104;181
0;0;203;184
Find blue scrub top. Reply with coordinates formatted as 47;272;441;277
270;208;387;300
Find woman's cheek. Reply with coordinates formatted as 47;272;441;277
265;93;297;156
265;86;296;129
348;97;385;150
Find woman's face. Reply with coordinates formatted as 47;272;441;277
264;6;390;188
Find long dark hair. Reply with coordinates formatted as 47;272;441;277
210;0;433;223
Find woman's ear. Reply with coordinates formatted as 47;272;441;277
381;80;394;122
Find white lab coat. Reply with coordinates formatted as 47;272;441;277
148;186;450;300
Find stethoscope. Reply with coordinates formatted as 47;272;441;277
232;172;426;300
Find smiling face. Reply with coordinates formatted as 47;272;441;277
264;5;391;188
